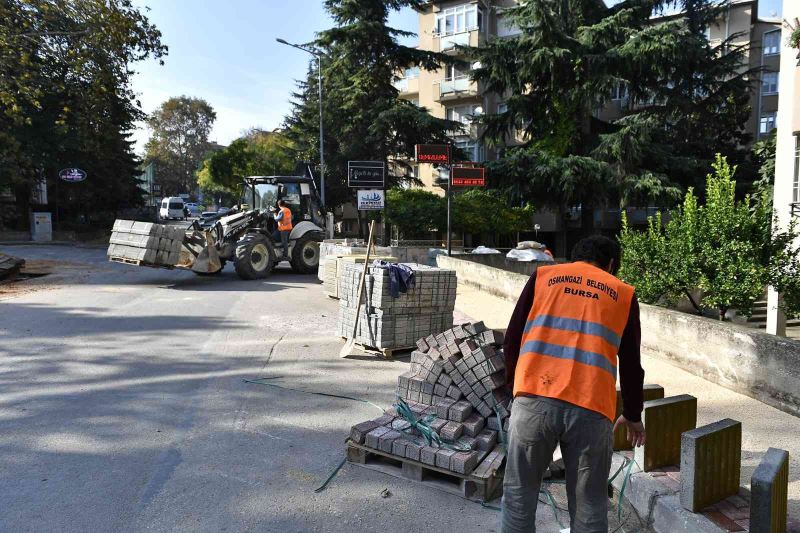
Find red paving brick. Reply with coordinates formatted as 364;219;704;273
704;510;746;531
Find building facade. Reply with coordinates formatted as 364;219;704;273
396;0;780;190
766;1;799;336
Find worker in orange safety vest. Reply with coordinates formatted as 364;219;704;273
501;235;646;533
273;200;293;259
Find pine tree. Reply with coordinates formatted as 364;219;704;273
284;0;458;216
472;0;756;223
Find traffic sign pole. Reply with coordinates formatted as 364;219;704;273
447;161;452;257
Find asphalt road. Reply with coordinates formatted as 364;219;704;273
1;246;530;533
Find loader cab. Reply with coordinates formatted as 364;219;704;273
245;176;324;229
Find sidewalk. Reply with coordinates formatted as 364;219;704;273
455;282;800;524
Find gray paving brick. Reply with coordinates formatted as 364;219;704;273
436;448;456;470
350;420;379;444
421;446;438;466
405;442;423;461
751;447;789;533
462;413;485;437
440;421;464;441
365;426;390;449
451;450;480;474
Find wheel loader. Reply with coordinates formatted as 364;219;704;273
108;167;326;280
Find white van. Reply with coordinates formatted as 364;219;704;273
160;197;185;220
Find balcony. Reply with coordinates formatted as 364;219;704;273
435;77;479;102
434;29;484;54
393;76;419;96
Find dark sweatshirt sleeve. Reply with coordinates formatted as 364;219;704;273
503;272;537;389
618;295;644;422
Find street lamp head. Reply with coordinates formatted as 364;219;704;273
276;38;289;45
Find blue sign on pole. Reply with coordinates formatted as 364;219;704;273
59;168;87;183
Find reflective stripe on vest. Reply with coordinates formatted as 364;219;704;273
513;261;634;421
278;206;293;231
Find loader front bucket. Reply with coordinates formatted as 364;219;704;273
190;231;223;274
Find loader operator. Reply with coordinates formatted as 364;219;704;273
501;235;645;533
273;200;293;259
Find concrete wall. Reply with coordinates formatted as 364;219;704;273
438;255;800;418
435;253;531;301
640;304;800;418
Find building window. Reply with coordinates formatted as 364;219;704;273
455;139;484;162
444;64;469;81
762;72;779;95
611;82;629;101
497;14;521;38
763;30;780;56
759;112;777;137
404;67;419;79
794;135;800;203
435;4;483;36
446;104;482;125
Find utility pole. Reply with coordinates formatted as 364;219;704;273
276;38;325;207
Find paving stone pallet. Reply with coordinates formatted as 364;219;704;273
346;440;505;502
336;262;457;350
347;322;511;491
107;220;185;267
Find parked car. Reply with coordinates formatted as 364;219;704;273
217;207;231;215
159;197;186;220
198;211;221;228
184;203;201;217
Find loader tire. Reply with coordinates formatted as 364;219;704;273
290;233;321;274
234;234;275;280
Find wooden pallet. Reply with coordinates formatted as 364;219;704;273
109;256;174;269
346;440;504;502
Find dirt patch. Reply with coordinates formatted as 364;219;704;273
0;259;97;299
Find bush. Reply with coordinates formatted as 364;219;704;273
619;154;800;320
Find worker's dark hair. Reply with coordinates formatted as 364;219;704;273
571;235;621;274
277;200;286;207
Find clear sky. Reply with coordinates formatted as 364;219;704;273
130;0;783;154
130;1;418;154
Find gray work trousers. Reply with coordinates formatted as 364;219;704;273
501;395;613;533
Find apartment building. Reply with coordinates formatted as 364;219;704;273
766;0;799;336
397;0;781;192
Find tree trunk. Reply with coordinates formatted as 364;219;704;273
683;289;703;315
719;307;727;321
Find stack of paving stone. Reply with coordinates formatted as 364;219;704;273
336;262;456;349
348;322;511;477
107;220;185;267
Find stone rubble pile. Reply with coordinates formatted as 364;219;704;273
349;322;512;476
337;263;456;349
107;220;185;266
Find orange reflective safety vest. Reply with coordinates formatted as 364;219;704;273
514;261;634;421
277;206;293;232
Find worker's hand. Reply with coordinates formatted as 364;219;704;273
613;415;646;447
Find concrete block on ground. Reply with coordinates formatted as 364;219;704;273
635;394;697;472
614;384;665;451
680;418;742;512
750;447;789;533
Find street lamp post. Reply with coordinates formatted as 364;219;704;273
277;38;325;208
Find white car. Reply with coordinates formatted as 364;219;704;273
159;197;186;220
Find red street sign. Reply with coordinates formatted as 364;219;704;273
451;166;485;186
415;144;451;164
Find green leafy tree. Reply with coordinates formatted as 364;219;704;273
145;96;216;196
620;155;800;320
384;188;446;239
751;129;776;204
285;0;458;220
474;0;755;225
0;0;166;228
197;129;296;194
453;189;534;238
